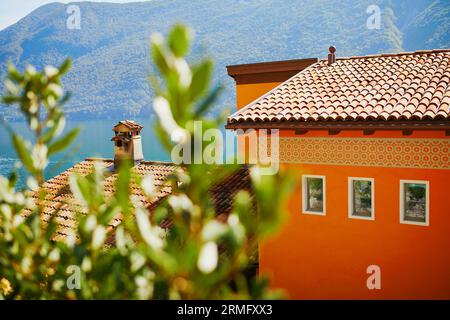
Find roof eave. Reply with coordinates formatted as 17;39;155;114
225;120;450;131
226;58;319;79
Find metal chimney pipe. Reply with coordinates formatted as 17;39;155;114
328;46;336;65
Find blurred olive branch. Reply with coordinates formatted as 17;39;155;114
0;24;294;300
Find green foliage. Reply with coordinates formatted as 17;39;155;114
168;24;192;58
353;180;372;212
406;183;426;201
2;60;75;184
47;128;80;156
0;25;293;299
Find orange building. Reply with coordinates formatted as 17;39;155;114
226;48;450;299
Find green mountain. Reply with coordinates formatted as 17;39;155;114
0;0;448;119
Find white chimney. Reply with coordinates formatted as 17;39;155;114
111;120;144;168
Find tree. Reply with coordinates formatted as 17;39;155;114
0;24;293;299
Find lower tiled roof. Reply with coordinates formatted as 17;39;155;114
25;159;252;241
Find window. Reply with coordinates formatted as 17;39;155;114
302;175;326;215
116;140;122;147
348;177;374;220
400;180;429;226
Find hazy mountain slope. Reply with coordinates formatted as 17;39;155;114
0;0;448;119
401;0;450;50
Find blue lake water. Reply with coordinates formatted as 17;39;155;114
0;117;170;188
1;117;233;189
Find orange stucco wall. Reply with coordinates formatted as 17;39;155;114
231;76;450;299
235;81;282;109
260;129;450;299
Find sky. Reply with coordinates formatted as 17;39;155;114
0;0;145;30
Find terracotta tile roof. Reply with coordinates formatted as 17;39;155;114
113;120;143;130
227;49;450;127
25;159;252;241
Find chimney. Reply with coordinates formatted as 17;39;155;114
328;46;336;65
111;120;144;168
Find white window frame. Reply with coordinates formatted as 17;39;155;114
348;177;375;221
302;175;326;215
400;180;429;227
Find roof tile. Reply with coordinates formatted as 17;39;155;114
24;159;252;241
228;50;450;125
